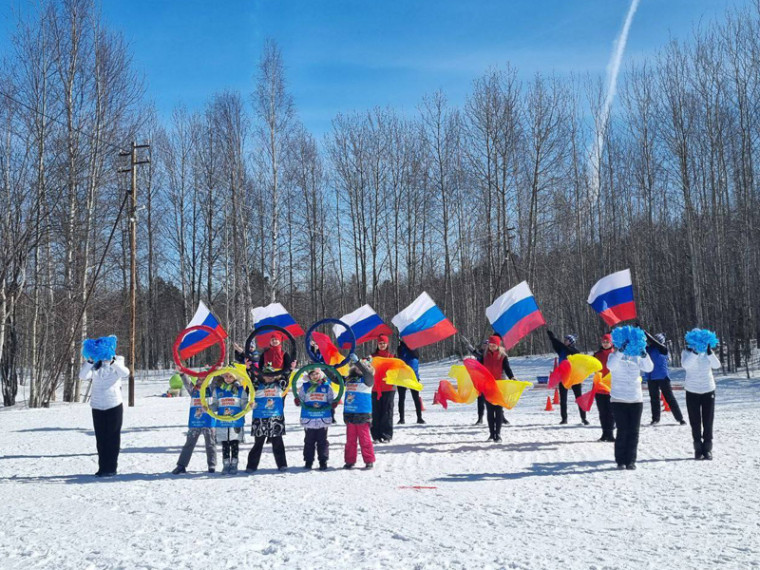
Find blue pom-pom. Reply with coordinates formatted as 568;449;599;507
684;329;718;354
611;326;647;357
82;336;117;362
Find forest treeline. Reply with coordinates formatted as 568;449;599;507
1;0;758;406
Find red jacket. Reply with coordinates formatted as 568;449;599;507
372;348;396;393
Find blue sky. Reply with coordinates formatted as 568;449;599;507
0;0;751;137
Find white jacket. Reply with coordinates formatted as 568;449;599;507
79;356;130;410
608;351;654;403
681;351;721;394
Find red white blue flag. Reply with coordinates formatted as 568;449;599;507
333;304;393;349
251;302;304;346
486;281;545;350
179;301;227;359
392;292;457;350
587;269;637;326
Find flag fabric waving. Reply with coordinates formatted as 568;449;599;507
486;281;546;350
333;304;393;349
251;303;305;347
587;269;637;326
178;301;228;359
391;292;457;350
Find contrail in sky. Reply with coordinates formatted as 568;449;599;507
589;0;641;202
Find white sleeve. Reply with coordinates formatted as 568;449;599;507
638;353;654;373
707;353;721;370
681;350;697;370
79;361;94;380
607;352;622;372
111;355;130;378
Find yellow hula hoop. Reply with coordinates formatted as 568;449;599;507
200;364;254;423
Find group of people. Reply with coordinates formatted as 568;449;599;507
79;323;722;478
546;326;720;470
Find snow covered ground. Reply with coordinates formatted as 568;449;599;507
1;356;758;569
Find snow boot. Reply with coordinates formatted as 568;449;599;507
703;441;713;461
208;467;215;473
693;441;704;460
319;462;328;471
364;462;374;470
222;458;231;474
278;465;288;472
172;465;186;475
229;459;238;475
343;463;355;470
582;419;590;426
417;417;426;424
475;417;483;425
304;462;313;470
559;419;568;425
398;418;405;425
626;463;637;471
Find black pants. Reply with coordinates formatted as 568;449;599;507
221;440;239;460
371;391;395;441
611;402;643;466
397;386;422;422
647;379;684;422
595;393;615;439
560;383;586;422
477;395;486;421
92;404;123;474
247;435;287;470
486;402;503;438
303;428;329;464
686;391;715;451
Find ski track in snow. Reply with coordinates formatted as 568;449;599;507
1;356;759;569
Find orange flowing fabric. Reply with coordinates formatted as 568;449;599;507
575;384;597;412
371;356;423;392
496;379;534;410
311;332;349;376
433;365;478;409
462;359;512;408
548;359;571;390
593;371;612;394
562;354;603;389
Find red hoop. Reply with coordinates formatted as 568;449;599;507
172;325;226;378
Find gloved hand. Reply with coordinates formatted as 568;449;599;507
331;402;339;409
294;398;301;407
349;353;359;364
706;346;713;355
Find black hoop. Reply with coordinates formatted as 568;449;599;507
244;325;297;377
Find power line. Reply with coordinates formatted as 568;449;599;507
0;89;131;155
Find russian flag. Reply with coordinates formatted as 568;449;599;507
486;281;546;350
333;304;393;349
251;302;304;347
587;269;637;326
179;301;228;359
392;292;457;350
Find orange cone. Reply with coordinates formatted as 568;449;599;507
553;388;560;405
661;393;671;412
545;396;554;411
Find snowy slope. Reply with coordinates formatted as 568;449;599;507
1;356;758;569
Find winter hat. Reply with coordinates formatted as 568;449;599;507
377;334;389;344
488;335;502;346
82;335;117;362
654;333;666;344
601;334;612;343
564;334;577;347
269;332;283;344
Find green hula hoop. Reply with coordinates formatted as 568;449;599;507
291;363;345;410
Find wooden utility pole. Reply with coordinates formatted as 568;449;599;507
119;142;150;407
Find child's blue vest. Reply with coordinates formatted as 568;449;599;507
300;381;332;420
344;378;372;414
253;382;285;419
188;387;216;429
214;384;245;428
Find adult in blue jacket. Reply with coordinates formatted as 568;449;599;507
397;341;425;424
642;330;686;426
